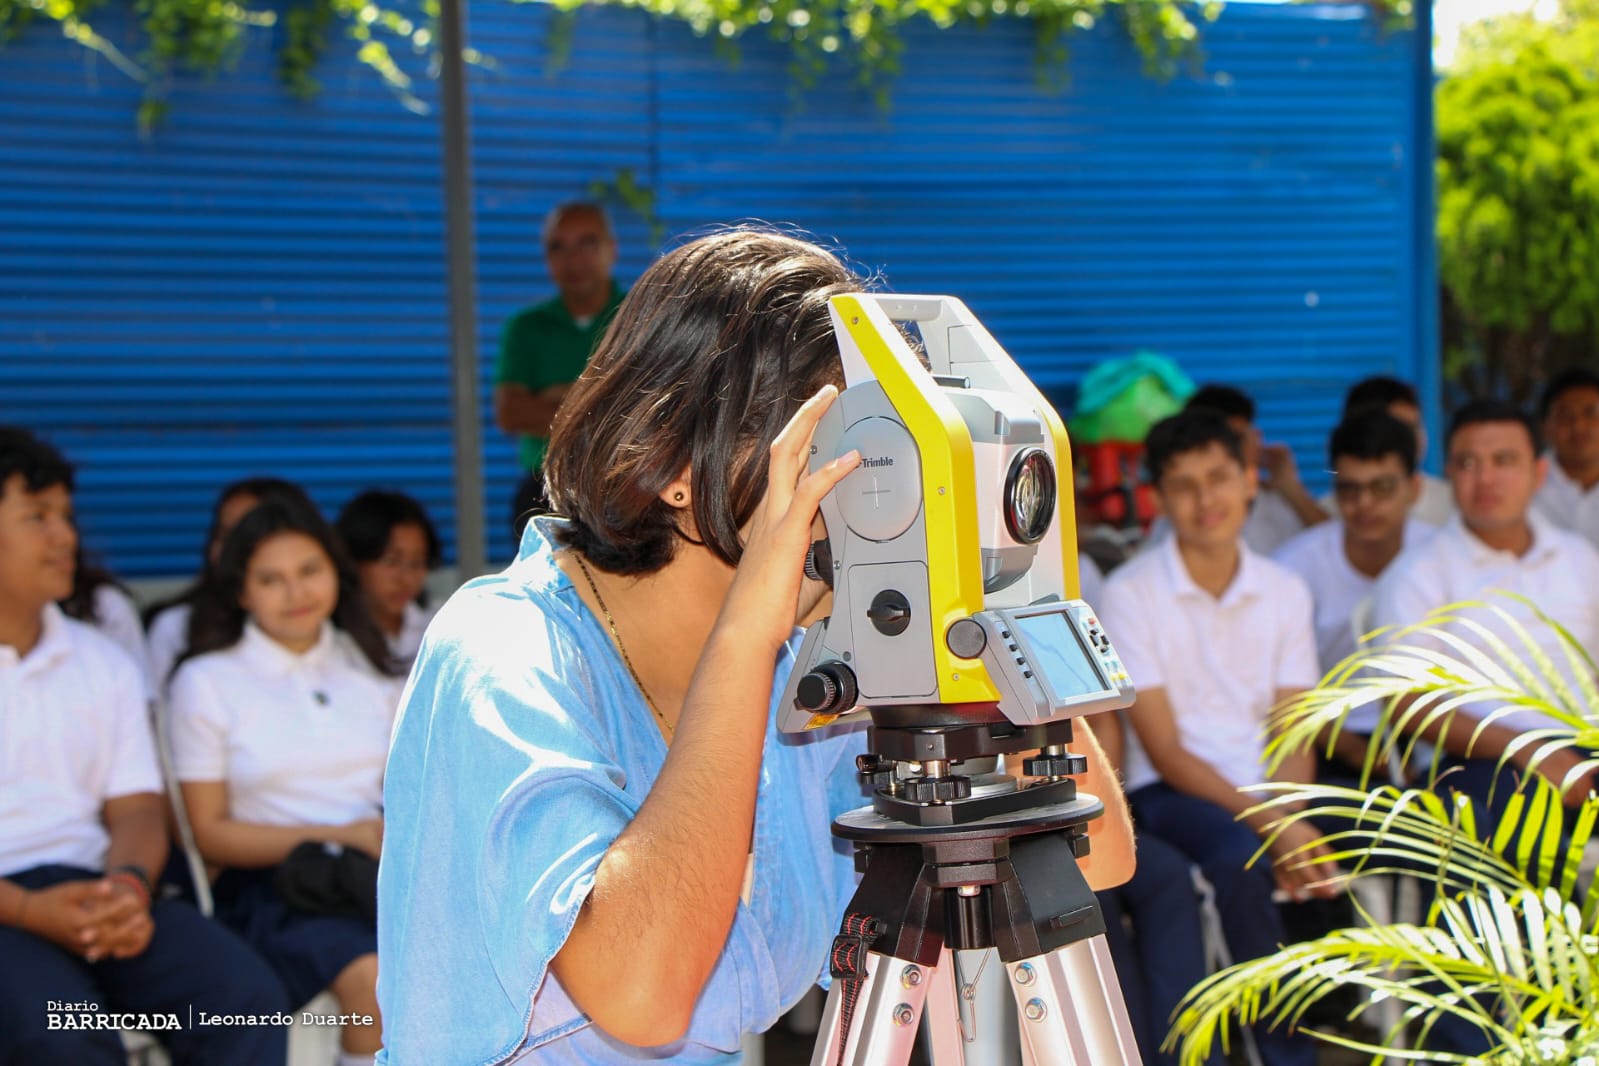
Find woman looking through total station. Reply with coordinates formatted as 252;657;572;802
375;227;1136;1064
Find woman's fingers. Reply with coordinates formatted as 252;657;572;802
767;385;841;501
792;450;861;520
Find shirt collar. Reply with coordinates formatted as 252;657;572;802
0;604;73;677
1446;511;1563;566
237;619;339;677
1160;532;1264;607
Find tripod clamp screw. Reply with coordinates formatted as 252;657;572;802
855;754;897;792
1023;998;1048;1022
1014;962;1035;985
892;1004;916;1027
900;965;923;988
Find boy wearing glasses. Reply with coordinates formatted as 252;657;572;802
1275;410;1430;672
494;202;626;544
1335;375;1454;526
1274;410;1431;775
1535;367;1599;548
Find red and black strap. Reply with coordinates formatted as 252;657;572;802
829;912;886;1066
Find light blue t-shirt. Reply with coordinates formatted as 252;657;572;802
377;518;866;1065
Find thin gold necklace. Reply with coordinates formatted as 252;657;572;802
571;553;673;743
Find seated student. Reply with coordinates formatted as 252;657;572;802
1091;711;1218;1066
1147;385;1327;555
1336;375;1454;526
144;476;315;689
336;489;442;668
1534;367;1599;547
169;498;405;1066
1371;397;1599;810
1099;410;1340;1066
0;427;289;1066
60;546;153;699
1273;410;1433;776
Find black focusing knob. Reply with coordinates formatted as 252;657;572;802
794;662;858;714
804;540;834;587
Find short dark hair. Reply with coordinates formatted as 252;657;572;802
1343;375;1419;417
1328;409;1417;475
337;490;442;569
182;498;397;676
1144;411;1246;484
1446;397;1543;456
1185;384;1255;423
545;227;866;575
1538;367;1599;421
542;201;613;246
0;426;74;499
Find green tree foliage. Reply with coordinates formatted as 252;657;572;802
0;0;1214;126
1437;0;1599;403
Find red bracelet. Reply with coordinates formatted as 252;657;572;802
107;870;152;908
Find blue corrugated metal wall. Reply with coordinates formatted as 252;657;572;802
0;1;1431;576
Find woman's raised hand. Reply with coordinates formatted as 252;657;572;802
721;385;859;653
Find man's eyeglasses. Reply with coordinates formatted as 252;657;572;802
1332;474;1402;503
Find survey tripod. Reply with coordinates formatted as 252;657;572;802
810;711;1141;1066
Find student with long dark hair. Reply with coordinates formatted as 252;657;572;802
335;489;442;668
144;476;315;687
376;228;1136;1063
168;498;403;1066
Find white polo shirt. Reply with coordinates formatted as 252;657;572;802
146;602;190;692
169;622;404;828
1534;459;1599;548
1099;536;1320;792
1273;518;1433;673
92;583;153;700
0;606;162;877
1370;513;1599;731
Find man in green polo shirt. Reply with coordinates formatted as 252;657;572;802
494;201;627;543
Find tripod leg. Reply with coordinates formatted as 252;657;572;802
1006;935;1142;1066
921;947;967;1066
810;951;931;1066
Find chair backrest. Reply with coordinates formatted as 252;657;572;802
150;698;214;917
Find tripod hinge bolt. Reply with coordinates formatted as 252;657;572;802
1014;963;1035;985
1023;999;1047;1022
892;1004;916;1027
900;966;923;988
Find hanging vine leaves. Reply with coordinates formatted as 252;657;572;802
0;0;1223;124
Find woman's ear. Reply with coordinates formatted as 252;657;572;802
660;466;692;510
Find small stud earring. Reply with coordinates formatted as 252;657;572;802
673;491;686;503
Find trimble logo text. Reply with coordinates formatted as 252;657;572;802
860;456;895;468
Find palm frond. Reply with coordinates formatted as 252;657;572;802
1169;888;1599;1066
1242;780;1599;919
1265;595;1599;787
